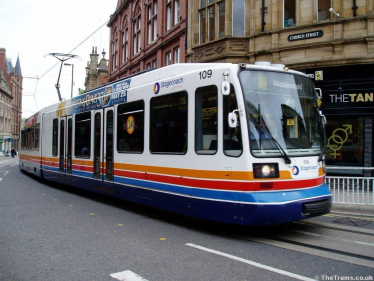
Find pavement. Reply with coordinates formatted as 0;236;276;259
0;155;18;165
1;155;373;218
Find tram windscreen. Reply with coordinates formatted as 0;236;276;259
239;70;323;157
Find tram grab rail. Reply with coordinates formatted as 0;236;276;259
325;167;374;205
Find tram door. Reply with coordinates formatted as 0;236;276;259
59;116;73;182
93;108;114;192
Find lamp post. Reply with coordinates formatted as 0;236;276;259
64;63;74;99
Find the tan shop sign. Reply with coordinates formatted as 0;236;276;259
329;93;374;103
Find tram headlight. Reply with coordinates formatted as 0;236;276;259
253;163;279;178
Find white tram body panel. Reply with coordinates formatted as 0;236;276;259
20;63;331;225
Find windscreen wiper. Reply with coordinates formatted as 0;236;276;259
256;125;292;164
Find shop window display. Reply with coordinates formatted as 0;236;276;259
325;118;364;173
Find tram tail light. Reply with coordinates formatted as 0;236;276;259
253;163;279;178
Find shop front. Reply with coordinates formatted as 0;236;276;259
301;64;374;177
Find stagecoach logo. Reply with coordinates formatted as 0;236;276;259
153;82;160;95
154;77;184;95
292;166;300;175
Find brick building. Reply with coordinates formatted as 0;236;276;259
0;48;22;154
186;0;374;176
107;0;186;81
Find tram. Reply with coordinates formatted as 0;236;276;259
19;62;331;226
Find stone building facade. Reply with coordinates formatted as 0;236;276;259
186;0;374;176
0;68;12;155
84;47;109;91
107;0;187;81
0;48;22;154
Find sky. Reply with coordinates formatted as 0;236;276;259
0;0;118;118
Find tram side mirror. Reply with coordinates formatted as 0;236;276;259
228;112;238;128
222;81;230;95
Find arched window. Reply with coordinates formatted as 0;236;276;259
111;28;118;70
133;2;142;55
122;16;129;64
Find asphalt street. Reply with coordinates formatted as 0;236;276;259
1;157;373;281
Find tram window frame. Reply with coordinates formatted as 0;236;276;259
117;100;145;154
52;118;58;156
150;91;188;154
74;112;91;159
195;85;218;155
223;85;243;157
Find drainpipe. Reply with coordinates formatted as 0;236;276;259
261;0;265;32
352;0;357;17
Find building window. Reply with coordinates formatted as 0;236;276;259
218;1;225;38
174;47;180;63
133;3;142;55
150;91;188;153
75;112;91;158
147;0;158;44
199;0;225;44
233;0;245;36
166;51;172;65
112;29;118;70
284;0;296;27
174;0;180;25
318;0;332;21
124;28;129;62
122;17;129;64
195;85;218;154
117;100;144;153
166;0;179;31
152;59;158;68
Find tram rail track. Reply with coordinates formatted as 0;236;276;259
234;217;374;268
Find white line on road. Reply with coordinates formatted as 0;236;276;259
4;171;8;176
186;243;316;281
110;270;148;281
0;178;2;181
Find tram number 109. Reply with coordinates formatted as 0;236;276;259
199;70;213;80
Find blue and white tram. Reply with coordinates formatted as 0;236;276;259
20;62;331;226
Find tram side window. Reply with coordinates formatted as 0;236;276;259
21;129;27;149
30;126;35;149
75;112;91;158
27;128;32;149
150;91;188;154
117;100;145;153
34;123;40;150
223;86;243;157
52;119;58;156
195;85;218;154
